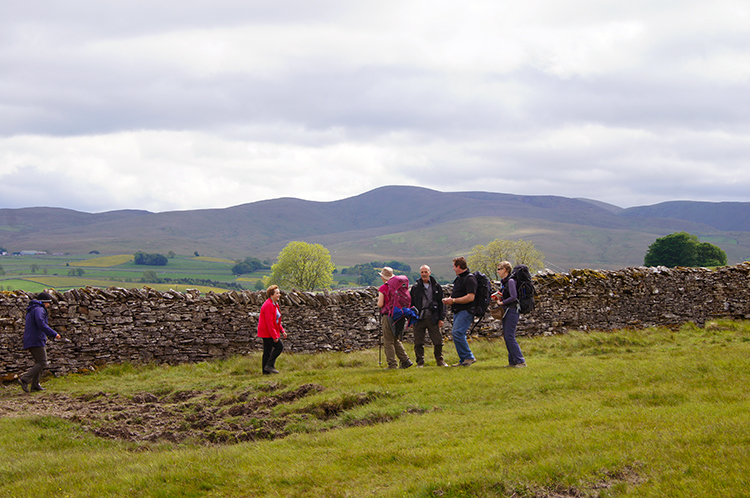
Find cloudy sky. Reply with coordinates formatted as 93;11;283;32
2;1;749;213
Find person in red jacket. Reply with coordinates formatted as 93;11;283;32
257;285;287;374
18;291;61;393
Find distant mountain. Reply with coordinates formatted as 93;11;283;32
620;201;750;232
2;186;749;275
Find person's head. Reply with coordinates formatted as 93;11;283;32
36;291;52;308
266;285;281;302
379;266;394;282
419;265;431;283
452;257;467;275
497;261;512;279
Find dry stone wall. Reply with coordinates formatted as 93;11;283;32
2;262;750;378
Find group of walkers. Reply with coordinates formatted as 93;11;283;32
377;257;526;370
17;257;526;391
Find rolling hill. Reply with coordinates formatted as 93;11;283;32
2;186;749;278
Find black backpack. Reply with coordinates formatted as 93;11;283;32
471;271;492;317
510;265;535;314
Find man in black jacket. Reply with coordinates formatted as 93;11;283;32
410;265;448;367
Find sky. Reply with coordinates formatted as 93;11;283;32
2;0;749;213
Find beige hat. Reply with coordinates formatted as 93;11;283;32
378;266;394;279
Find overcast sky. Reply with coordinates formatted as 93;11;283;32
2;1;749;213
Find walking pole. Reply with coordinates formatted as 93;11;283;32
377;307;382;367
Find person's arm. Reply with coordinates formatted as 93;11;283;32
501;279;518;306
377;292;385;309
35;308;60;340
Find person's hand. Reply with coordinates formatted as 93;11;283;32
282;331;287;338
55;333;61;340
438;320;444;328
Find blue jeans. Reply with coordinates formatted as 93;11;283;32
502;308;525;365
451;310;475;362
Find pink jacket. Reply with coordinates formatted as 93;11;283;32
257;298;285;340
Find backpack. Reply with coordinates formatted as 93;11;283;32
510;264;535;314
384;275;411;316
471;271;492;318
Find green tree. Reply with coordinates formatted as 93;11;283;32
644;232;726;268
232;257;269;275
266;241;335;291
644;232;699;267
30;264;40;274
141;270;162;283
468;239;545;278
696;242;727;267
168;251;176;259
0;264;4;276
134;251;168;266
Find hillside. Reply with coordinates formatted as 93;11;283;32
2;186;749;277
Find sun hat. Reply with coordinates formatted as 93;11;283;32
378;267;394;279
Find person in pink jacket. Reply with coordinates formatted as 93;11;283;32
257;285;287;374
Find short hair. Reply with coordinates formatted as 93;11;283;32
497;261;512;274
266;285;279;299
420;265;431;272
452;257;467;270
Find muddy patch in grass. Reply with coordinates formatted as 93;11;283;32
0;382;421;446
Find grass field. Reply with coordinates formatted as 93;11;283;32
0;253;258;293
2;321;749;497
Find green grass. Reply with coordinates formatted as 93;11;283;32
0;254;247;292
2;321;750;496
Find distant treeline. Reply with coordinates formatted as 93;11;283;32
339;261;414;286
139;271;244;291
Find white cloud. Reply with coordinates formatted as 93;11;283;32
1;0;750;212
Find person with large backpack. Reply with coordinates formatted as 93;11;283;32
492;261;527;367
441;256;477;367
377;267;413;369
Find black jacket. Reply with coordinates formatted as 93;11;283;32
410;275;446;324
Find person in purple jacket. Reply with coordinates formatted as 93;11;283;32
18;291;61;392
493;261;526;368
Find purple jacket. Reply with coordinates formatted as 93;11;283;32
23;300;58;349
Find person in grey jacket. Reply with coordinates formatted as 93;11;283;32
18;292;61;392
410;265;448;367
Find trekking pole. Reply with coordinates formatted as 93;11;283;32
377;308;382;366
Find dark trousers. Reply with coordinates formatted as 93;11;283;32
262;338;284;373
413;311;444;365
20;346;48;387
502;308;525;365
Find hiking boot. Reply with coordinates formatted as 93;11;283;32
512;363;527;368
459;358;476;367
18;378;29;393
416;363;425;368
400;360;413;369
436;360;449;367
263;366;280;374
31;385;45;391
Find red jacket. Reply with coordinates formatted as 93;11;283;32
257;298;285;340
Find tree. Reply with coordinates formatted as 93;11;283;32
168;251;176;259
68;268;85;276
134;251;168;266
0;264;4;276
644;232;726;268
468;239;545;278
696;242;727;267
30;264;40;274
141;270;162;283
232;257;269;275
267;241;335;291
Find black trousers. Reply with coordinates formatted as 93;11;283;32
262;337;284;373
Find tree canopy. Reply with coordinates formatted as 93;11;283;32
232;257;270;275
266;241;335;291
134;251;168;266
644;232;727;268
467;239;545;278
